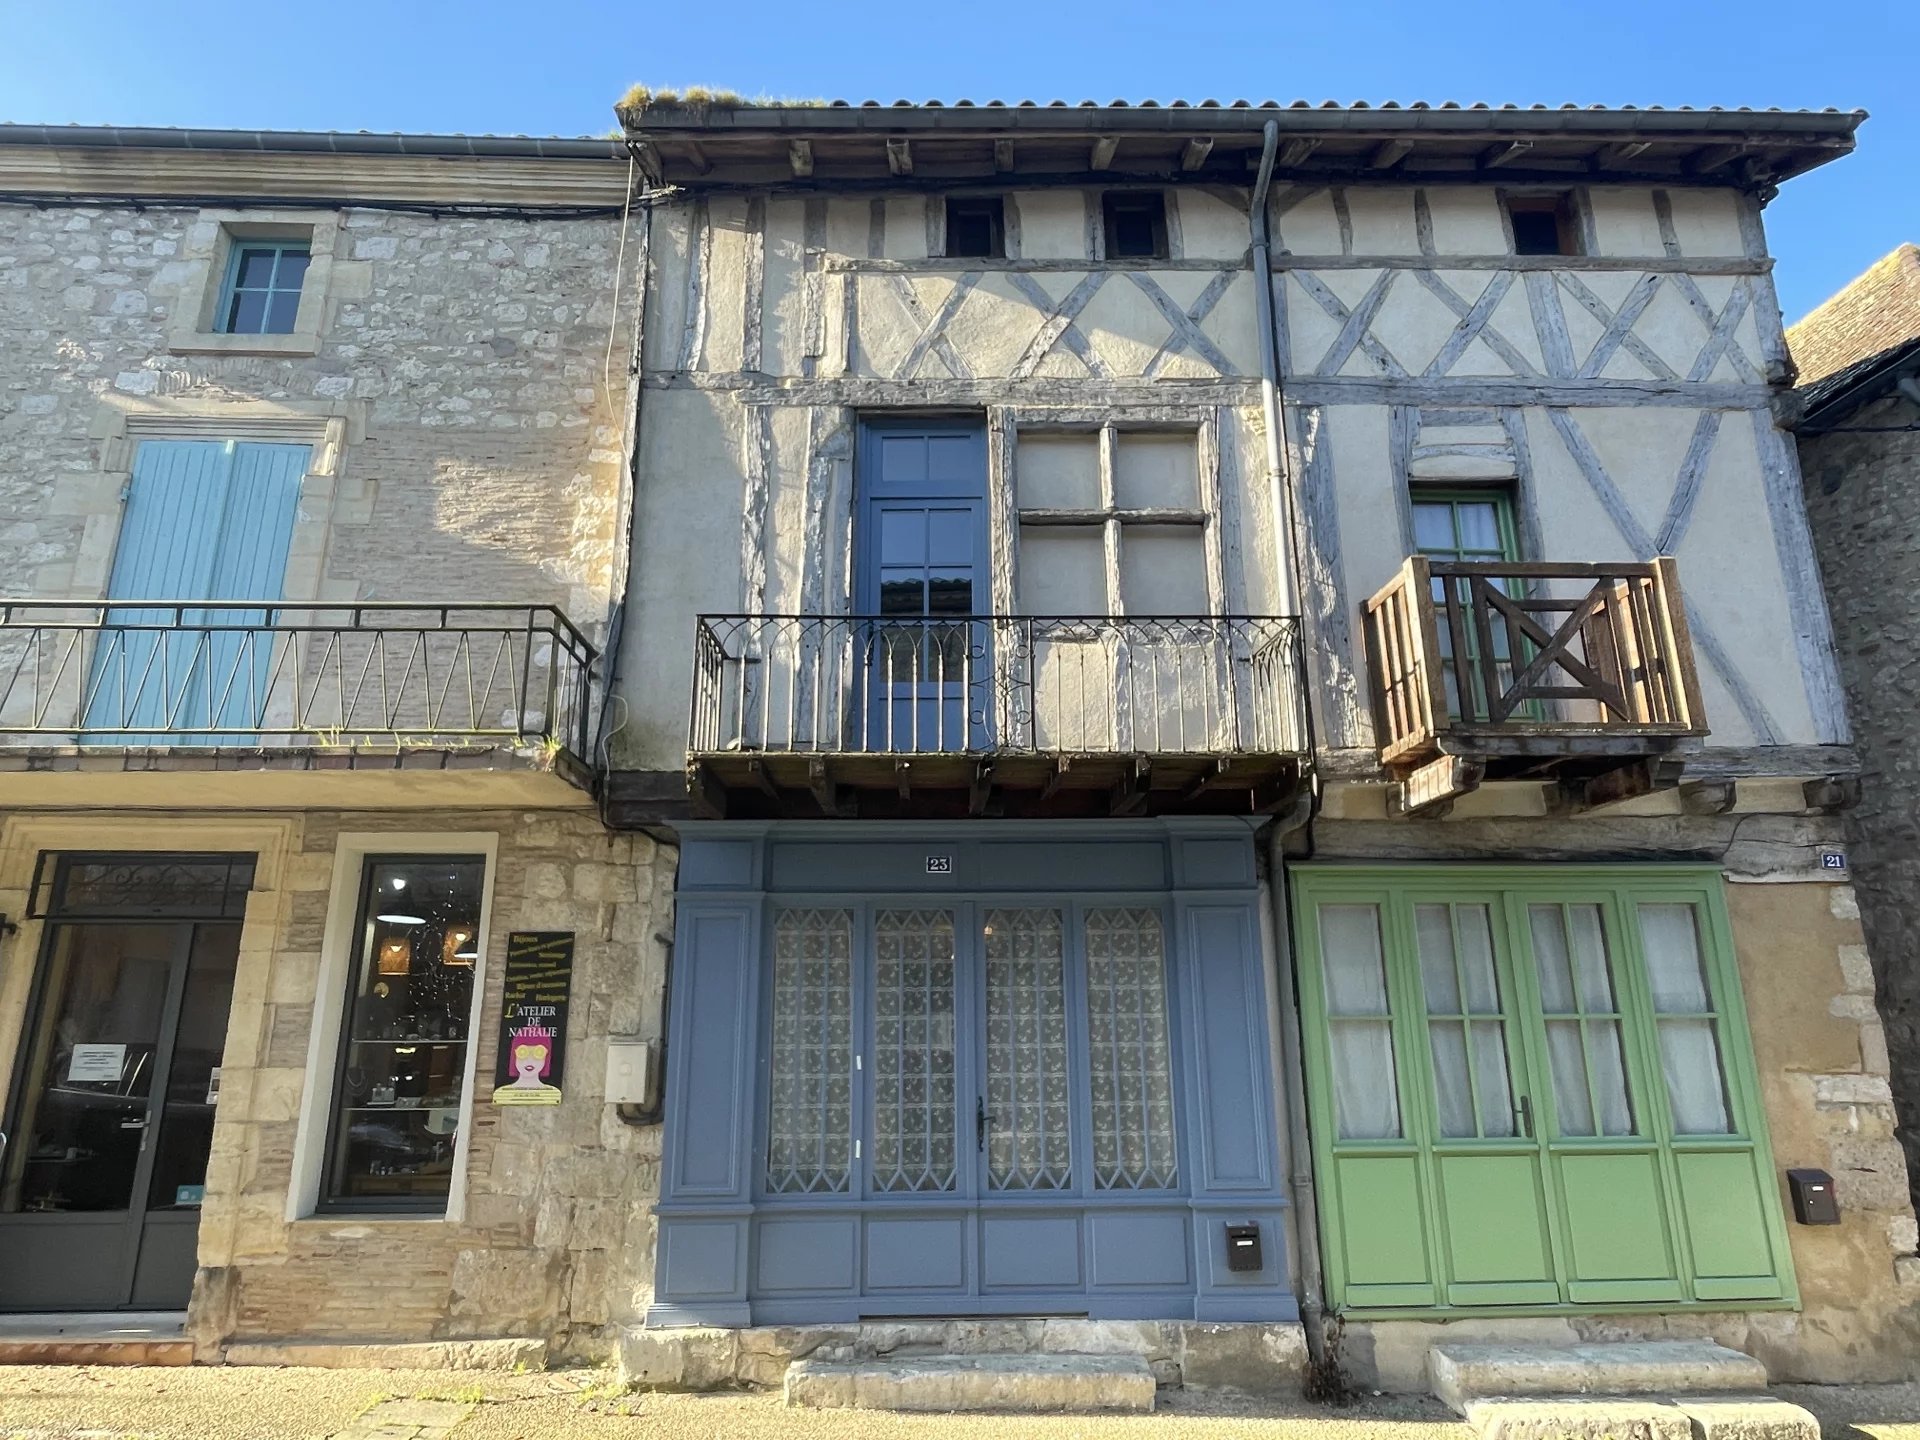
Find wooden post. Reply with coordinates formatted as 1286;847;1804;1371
1651;557;1708;734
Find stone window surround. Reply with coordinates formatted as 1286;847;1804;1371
0;814;298;1149
65;395;365;604
166;209;342;359
288;830;501;1226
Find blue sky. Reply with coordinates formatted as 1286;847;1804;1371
3;0;1912;321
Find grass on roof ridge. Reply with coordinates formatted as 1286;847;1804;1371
615;84;830;116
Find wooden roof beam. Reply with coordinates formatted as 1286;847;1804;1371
788;139;813;178
1596;139;1653;169
1370;138;1413;170
681;139;713;175
1090;135;1119;171
1480;139;1534;170
1278;137;1319;167
886;136;912;176
1180;135;1215;171
1690;142;1752;174
994;138;1015;172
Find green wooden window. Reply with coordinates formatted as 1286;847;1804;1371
1294;864;1795;1315
1410;486;1533;722
217;241;311;335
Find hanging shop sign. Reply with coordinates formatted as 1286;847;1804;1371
491;931;574;1107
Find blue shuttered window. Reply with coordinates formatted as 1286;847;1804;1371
86;439;308;741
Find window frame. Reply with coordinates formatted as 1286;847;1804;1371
168;210;338;360
1503;191;1586;257
1101;190;1170;261
943;196;1007;259
1011;422;1220;618
290;832;498;1223
214;239;313;337
753;892;1190;1208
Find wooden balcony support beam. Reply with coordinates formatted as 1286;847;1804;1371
1678;779;1737;816
745;757;782;802
969;758;999;817
687;761;727;819
809;756;852;817
1803;775;1861;813
1560;756;1686;814
894;758;913;801
1110;758;1153;816
1397;754;1484;818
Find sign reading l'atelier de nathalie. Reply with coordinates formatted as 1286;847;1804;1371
490;931;575;1107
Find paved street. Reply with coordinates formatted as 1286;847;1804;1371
3;1368;1920;1440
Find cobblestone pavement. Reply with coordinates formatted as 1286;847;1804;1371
2;1367;1919;1440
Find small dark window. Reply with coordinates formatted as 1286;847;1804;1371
1103;191;1169;260
1505;194;1582;257
945;197;1005;258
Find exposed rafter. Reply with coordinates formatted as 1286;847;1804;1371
993;138;1014;173
1369;138;1413;170
1597;140;1653;169
1480;140;1533;170
1690;143;1751;174
787;139;813;178
1090;135;1119;171
681;139;713;176
885;136;912;176
1180;135;1215;171
1278;137;1319;167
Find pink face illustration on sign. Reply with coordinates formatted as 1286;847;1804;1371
509;1026;552;1086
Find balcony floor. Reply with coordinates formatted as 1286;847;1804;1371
688;749;1304;820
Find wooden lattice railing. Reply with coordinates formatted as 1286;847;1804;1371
1362;558;1707;767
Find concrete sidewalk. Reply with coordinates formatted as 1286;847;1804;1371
1;1366;1918;1440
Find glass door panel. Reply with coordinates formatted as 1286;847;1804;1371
1083;908;1178;1190
145;925;240;1212
981;909;1071;1191
1411;899;1558;1305
1316;904;1402;1142
870;909;959;1194
766;909;855;1195
2;924;176;1216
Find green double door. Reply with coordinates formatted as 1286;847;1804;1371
1294;865;1794;1313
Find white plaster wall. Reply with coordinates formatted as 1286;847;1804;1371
1009;192;1087;260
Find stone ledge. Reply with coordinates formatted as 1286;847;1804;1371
785;1354;1156;1413
1432;1341;1769;1411
619;1319;1306;1394
223;1338;547;1370
1464;1397;1695;1440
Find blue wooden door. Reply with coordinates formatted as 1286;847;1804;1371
88;440;307;741
856;422;989;751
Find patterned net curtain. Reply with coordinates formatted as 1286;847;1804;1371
766;909;854;1194
1084;907;1179;1189
872;909;959;1193
984;909;1072;1190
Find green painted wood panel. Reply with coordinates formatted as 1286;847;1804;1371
1557;1150;1680;1292
1436;1151;1557;1302
1677;1149;1785;1299
1334;1153;1435;1305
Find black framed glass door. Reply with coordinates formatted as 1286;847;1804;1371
0;854;248;1311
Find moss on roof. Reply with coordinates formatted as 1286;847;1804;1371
1788;243;1920;387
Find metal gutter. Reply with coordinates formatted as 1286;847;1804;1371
621;102;1866;142
0;124;624;161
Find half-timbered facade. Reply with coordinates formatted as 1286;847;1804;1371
608;100;1920;1387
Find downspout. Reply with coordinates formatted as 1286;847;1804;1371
1250;119;1329;1365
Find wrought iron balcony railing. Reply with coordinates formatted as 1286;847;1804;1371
690;614;1305;759
0;601;599;759
1362;557;1707;768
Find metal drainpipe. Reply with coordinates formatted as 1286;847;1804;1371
1250;119;1329;1363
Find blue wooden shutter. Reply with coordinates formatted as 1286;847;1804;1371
87;439;307;739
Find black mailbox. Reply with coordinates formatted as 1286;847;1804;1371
1225;1222;1263;1273
1787;1168;1840;1225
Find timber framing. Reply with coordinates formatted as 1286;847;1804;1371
617;101;1863;192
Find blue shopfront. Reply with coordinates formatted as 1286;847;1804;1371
649;820;1296;1327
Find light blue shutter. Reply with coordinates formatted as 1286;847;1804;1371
200;443;307;730
86;439;307;740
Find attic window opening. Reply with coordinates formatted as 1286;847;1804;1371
1505;193;1583;258
1102;191;1168;261
945;197;1005;259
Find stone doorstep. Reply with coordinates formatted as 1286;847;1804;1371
1431;1342;1771;1411
222;1338;547;1370
1462;1396;1820;1440
784;1353;1159;1413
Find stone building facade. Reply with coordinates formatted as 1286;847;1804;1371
0;128;673;1362
1791;243;1920;1215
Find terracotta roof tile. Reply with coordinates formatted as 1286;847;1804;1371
1788;243;1920;385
